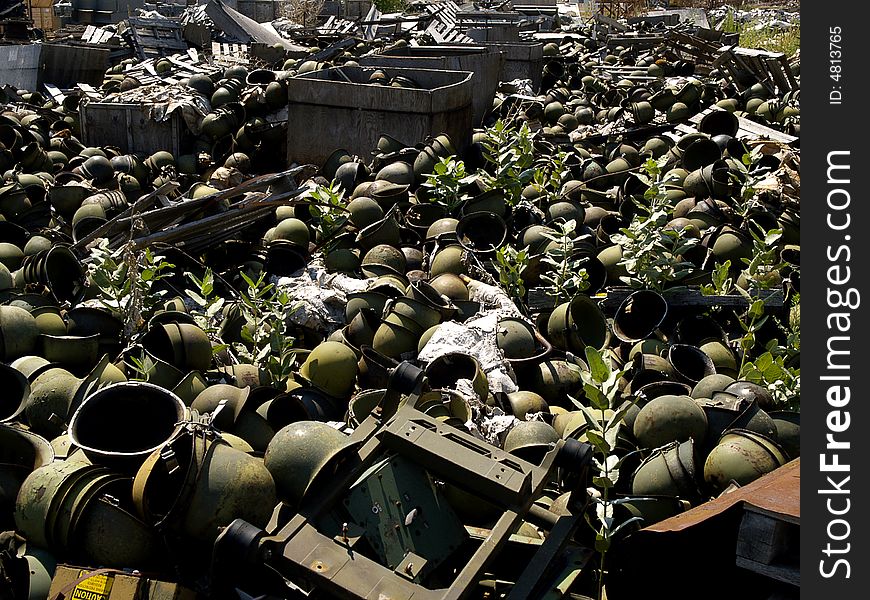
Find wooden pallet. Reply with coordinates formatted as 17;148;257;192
126;17;188;60
677;106;799;146
735;506;799;586
664;30;723;69
713;46;799;95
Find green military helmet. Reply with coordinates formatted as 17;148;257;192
428;273;468;301
724;381;774;411
691;373;736;399
546;295;608;353
544;101;565;124
542;42;559;57
118;173;141;197
347;196;384;229
224;65;248;81
272;217;310;248
191;384;251;431
170;438;276;543
503;421;559;463
146;150;174;172
0;261;12;291
298;341;358;398
80;155;114;184
547;200;585;224
264;421;352;505
33;308;68;337
525;359;585;406
297;60;319;74
496;317;537;359
361;244;407;277
425;217;459;242
187;73;214;97
0;242;24;271
770;411;799;459
375;161;414;186
0;305;40;360
630;101;655;125
666;102;690;123
505;391;549;420
633;394;708;449
429;245;465;277
224;152;251;172
24;367;80;439
325;247;361;273
699;340;738;377
264;80;288;111
631;439;700;498
417;324;440;354
703;429;787;491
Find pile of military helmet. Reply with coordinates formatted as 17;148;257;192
499;33;798;139
0;25;801;600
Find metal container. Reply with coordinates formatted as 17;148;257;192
286;66;474;165
360;46;504;125
80;101;185;157
473;41;544;91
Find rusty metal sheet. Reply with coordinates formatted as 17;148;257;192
646;458;799;533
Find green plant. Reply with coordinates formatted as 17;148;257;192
87;240;175;340
531;149;572;205
308;180;348;243
740;293;800;411
495;244;530;310
610;158;699;292
573;347;636;600
479;120;537;206
420;156;476;213
700;260;736;296
373;0;407;13
539;219;591;304
233;271;302;388
185;268;226;339
741;224;784;290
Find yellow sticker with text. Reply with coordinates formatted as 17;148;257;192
71;570;114;600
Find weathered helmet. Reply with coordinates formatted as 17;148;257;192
704;429;787;491
272;217;310;248
298;341;358;398
191;384;251;431
691;373;736;399
347;196;384;229
496;317;537;359
503;421;559;463
633;394;708;449
264;421;352;505
361;244;406;277
429;245;465;277
632;439;700;498
505;391;549;420
0;305;40;360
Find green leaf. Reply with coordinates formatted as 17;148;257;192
585;347;610;384
594;534;611;553
592;476;615;489
586;431;609;453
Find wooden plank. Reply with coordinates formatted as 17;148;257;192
735;555;799;586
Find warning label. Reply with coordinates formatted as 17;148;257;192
71;570;114;600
